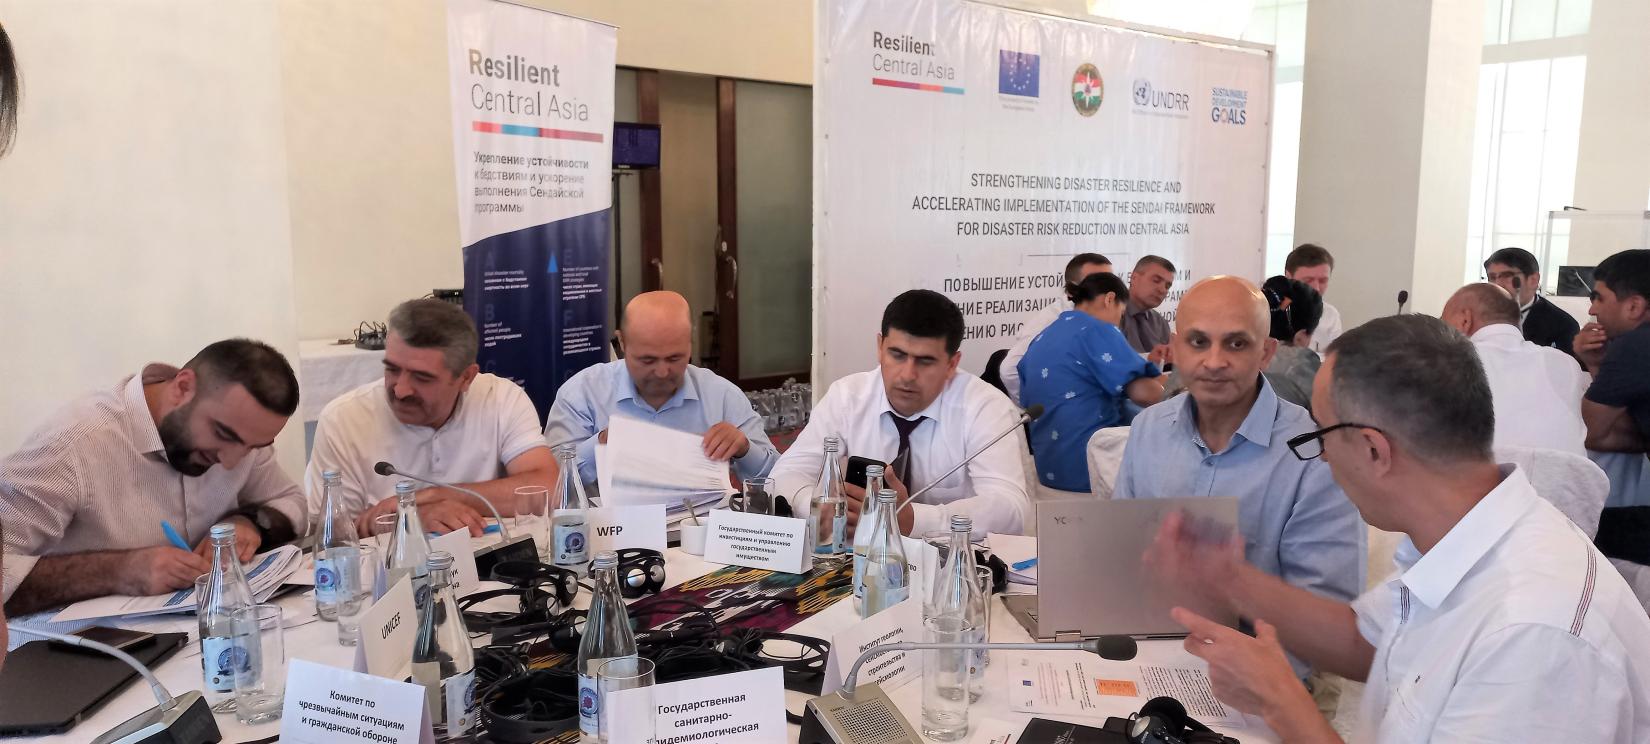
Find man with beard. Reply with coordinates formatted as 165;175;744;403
0;339;306;616
1113;277;1364;677
545;291;778;496
308;299;555;537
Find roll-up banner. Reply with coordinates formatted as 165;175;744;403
447;0;617;416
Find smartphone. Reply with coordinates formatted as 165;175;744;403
51;627;157;655
844;455;886;490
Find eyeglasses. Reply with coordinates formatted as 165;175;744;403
1286;422;1385;461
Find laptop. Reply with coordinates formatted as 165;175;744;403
1005;497;1240;641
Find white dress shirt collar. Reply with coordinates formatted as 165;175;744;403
872;369;952;426
1468;322;1525;348
1396;465;1532;609
122;365;173;458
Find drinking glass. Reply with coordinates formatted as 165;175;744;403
513;485;550;558
597;656;656;743
372;514;398;554
231;604;286;724
920;615;972;741
336;545;380;646
742;477;776;516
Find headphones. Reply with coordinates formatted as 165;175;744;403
616;548;666;599
480;668;580;742
1126;697;1239;744
458;561;580;636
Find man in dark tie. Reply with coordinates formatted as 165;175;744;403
769;290;1032;536
1483;247;1580;360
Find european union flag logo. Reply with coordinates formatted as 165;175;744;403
999;50;1039;97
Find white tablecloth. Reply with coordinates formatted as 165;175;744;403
296;339;385;422
16;541;1277;743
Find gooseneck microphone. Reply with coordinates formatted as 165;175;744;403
1396;290;1409;315
799;634;1136;744
894;404;1043;513
374;461;510;539
6;625;220;744
375;461;539;575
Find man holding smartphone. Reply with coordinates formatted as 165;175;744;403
770;290;1031;537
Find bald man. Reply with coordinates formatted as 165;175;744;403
544;291;778;493
1442;283;1588;456
1114;277;1364;676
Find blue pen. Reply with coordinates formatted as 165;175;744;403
161;521;190;551
425;524;501;534
1012;557;1038;571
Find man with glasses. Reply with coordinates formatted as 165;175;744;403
1484;247;1580;359
1113;277;1365;676
1149;314;1650;742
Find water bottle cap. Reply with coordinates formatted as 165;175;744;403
950;515;973;532
425;551;455;571
822;436;841;452
395;479;417;495
321;469;341;483
554;443;577;458
876;488;897;504
209;522;237;539
865;464;885;477
591;550;619;568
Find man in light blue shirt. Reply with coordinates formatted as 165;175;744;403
544;291;778;492
1115;278;1364;664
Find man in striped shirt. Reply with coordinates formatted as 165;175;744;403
1;339;306;616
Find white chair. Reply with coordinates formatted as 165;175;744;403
1085;426;1131;500
1496;445;1609;538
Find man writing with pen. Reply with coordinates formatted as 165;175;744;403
0;339;308;617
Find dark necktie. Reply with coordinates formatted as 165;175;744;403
890;414;926;492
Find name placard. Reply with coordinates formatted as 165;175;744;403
822;595;925;694
352;574;415;681
605;666;787;744
281;658;434;744
585;504;668;553
429;529;482;596
703;509;810;574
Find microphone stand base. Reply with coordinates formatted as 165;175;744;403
92;691;220;744
800;683;922;744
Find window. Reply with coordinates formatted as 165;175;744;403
1466;0;1590;284
1240;0;1309;278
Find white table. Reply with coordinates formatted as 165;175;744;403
296;339;385;423
20;546;1276;743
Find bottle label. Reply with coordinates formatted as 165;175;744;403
200;635;246;692
313;558;338;604
830;515;847;552
444;669;478;735
555;521;589;565
578;671;601;736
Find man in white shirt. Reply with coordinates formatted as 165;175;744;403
771;290;1030;536
1286;243;1343;357
1000;252;1111;403
543;291;778;495
1151;315;1650;742
307;299;554;537
1441;283;1588;456
2;340;307;616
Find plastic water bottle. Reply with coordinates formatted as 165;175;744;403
199;522;253;712
313;469;359;621
551;444;590;577
811;436;849;560
385;480;432;600
851;463;887;613
412;551;478;740
861;489;910;618
577;551;637;742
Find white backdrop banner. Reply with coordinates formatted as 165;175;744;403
815;0;1272;385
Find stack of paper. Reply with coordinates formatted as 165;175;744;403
50;544;306;623
598;417;736;509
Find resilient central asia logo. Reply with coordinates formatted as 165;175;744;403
1071;64;1103;116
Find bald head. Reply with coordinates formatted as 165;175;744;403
1172;276;1278;413
1441;283;1519;337
619;291;693;408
